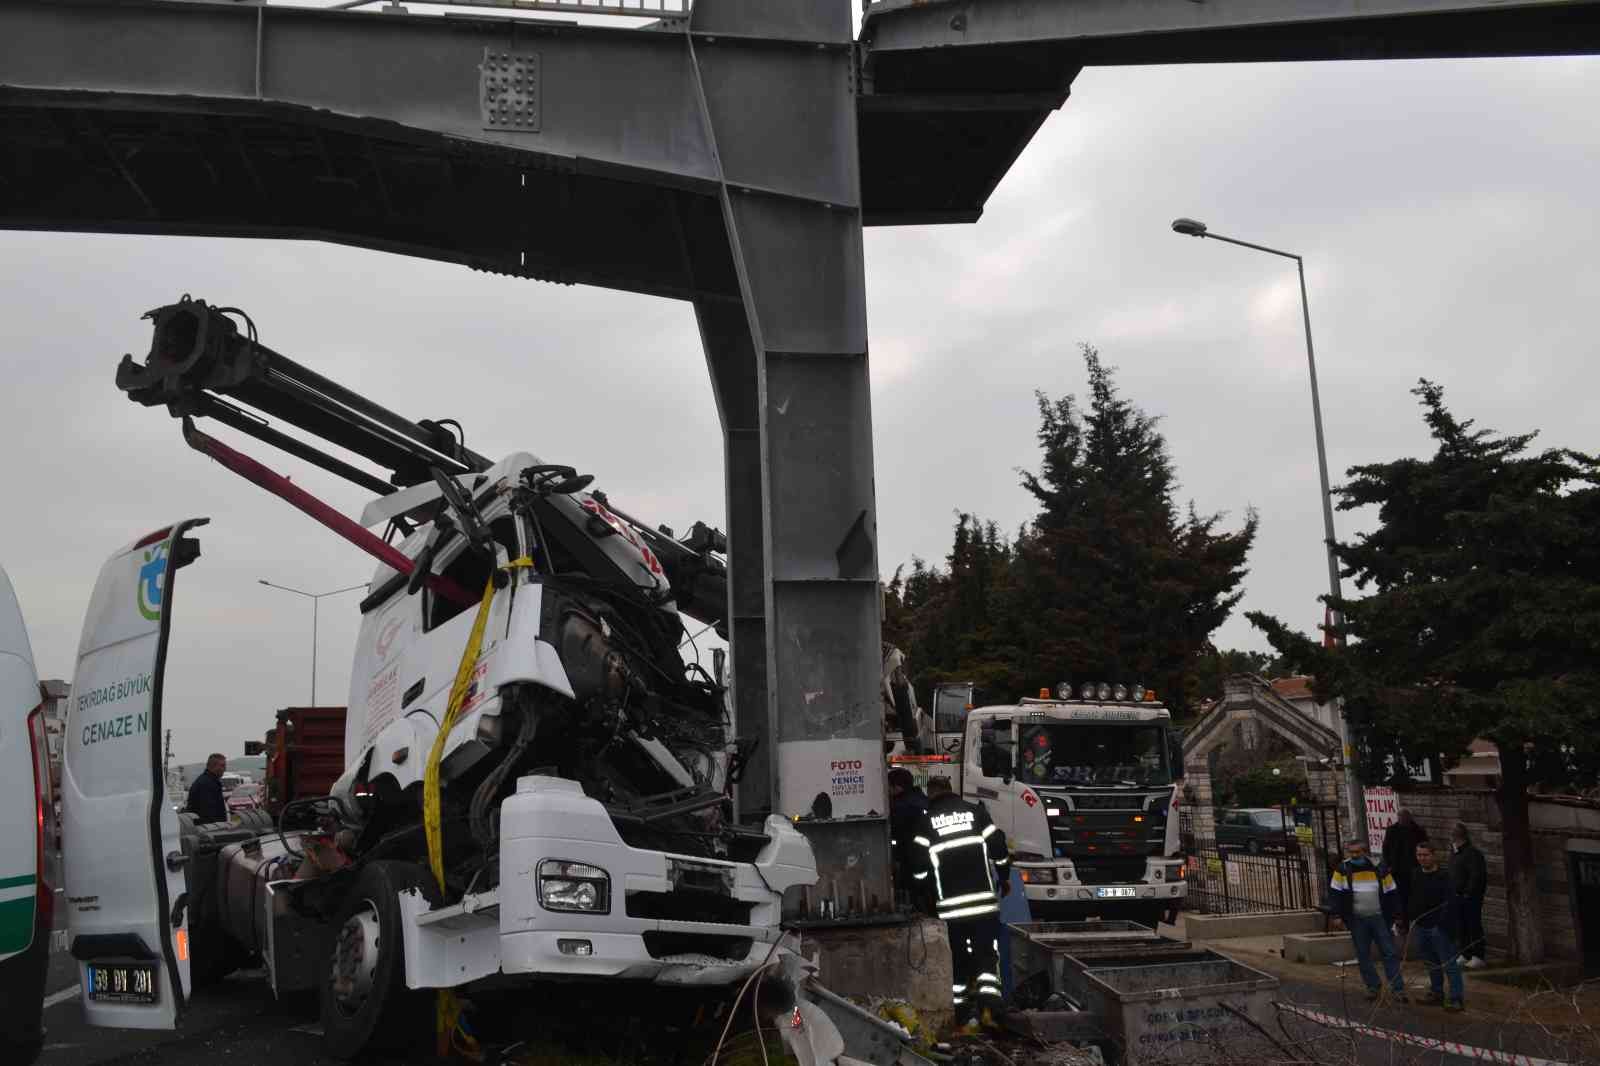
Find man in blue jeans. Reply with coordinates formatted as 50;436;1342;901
1330;837;1407;1001
1408;841;1466;1011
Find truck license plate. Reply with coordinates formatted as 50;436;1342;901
87;962;159;1004
1095;887;1137;899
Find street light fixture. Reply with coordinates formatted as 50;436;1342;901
1169;216;1365;836
258;579;367;706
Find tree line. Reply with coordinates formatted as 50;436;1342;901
882;345;1257;720
885;349;1599;962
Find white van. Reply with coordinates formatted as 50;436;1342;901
1;565;53;1064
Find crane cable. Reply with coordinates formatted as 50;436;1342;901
422;555;535;1058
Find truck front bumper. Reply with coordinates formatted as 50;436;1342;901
398;776;816;992
1016;859;1186;907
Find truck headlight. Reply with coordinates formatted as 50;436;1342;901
1019;867;1057;885
538;860;611;914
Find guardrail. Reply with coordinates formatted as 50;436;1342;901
279;0;690;18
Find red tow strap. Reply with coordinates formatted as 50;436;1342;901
183;419;476;607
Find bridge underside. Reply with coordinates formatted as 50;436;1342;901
0;96;738;303
3;0;1598;830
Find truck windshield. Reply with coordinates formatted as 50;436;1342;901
1016;723;1172;787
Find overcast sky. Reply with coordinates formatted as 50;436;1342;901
2;54;1595;764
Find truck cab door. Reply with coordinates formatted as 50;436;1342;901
930;682;973;760
63;520;206;1030
964;715;1014;833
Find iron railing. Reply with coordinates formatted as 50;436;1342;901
1182;845;1316;915
264;0;690;18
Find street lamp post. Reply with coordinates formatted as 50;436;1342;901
258;579;367;705
1170;217;1366;836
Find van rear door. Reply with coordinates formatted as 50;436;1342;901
1;565;49;1060
63;520;206;1030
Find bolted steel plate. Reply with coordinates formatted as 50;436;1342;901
480;49;540;132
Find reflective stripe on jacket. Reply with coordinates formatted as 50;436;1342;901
908;793;1009;920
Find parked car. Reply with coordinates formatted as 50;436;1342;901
1216;807;1298;854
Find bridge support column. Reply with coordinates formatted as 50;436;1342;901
691;0;885;823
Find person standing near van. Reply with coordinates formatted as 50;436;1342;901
185;753;228;823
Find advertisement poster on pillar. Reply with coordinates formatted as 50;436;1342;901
778;740;887;819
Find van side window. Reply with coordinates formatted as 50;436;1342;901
424;516;521;631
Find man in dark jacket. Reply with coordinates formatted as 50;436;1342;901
1330;837;1406;1000
1409;842;1465;1010
888;767;929;897
908;777;1009;1028
1449;822;1489;967
1382;809;1429;923
185;753;228;823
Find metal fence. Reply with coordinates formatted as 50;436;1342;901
1178;805;1321;915
1182;845;1315;915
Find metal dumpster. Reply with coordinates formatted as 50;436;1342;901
1009;921;1188;1006
1061;949;1279;1064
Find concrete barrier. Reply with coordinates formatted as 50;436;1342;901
1182;909;1324;940
1282;931;1356;964
798;918;954;1033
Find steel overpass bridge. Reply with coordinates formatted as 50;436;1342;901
3;0;1597;825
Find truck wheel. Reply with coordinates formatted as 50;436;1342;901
320;861;436;1060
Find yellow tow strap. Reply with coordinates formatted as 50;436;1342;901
421;555;533;1057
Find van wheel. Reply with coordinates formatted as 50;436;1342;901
320;861;436;1060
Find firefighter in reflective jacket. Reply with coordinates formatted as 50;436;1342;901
908;776;1009;1024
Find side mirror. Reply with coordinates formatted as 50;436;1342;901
980;745;1000;777
1169;735;1186;781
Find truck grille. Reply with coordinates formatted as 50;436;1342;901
1065;793;1147;811
642;932;753;961
626;891;755;926
1070;858;1148;885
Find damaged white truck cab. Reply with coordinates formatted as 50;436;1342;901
65;297;818;1058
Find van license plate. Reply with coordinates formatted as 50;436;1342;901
1095;887;1136;899
87;963;158;1004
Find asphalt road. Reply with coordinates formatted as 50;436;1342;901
35;937;1597;1066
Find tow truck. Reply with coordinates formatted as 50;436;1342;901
60;297;820;1057
893;682;1187;927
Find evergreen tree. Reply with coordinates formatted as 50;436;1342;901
886;346;1257;718
1250;381;1600;963
1002;346;1257;716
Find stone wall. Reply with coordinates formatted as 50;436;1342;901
1390;787;1600;962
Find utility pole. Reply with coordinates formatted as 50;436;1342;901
1171;217;1367;836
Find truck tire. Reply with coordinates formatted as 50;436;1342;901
320;861;437;1060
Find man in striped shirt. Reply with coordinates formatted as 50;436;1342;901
1330;837;1407;1001
908;777;1010;1028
